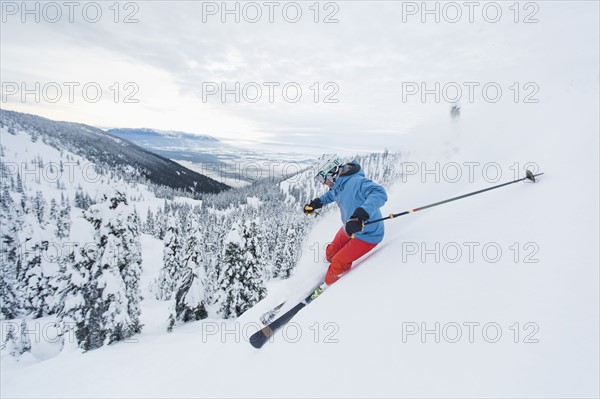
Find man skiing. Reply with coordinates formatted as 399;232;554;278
303;155;388;286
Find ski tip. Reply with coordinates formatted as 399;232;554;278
249;334;266;349
249;327;272;349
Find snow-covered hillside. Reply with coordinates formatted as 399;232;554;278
0;111;230;195
2;73;598;397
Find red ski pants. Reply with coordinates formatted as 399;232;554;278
325;227;377;285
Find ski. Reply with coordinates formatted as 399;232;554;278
249;284;326;349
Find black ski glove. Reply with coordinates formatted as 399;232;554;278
345;207;370;236
303;198;323;215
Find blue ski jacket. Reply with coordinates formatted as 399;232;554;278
319;162;388;244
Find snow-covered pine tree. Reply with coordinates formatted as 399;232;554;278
144;208;155;235
158;212;183;301
19;198;58;318
81;190;143;345
74;191;83;209
241;217;267;302
218;220;267;318
21;239;55;318
15;172;23;193
202;212;224;313
56;195;71;239
272;224;298;279
74;190;94;210
49;198;58;221
219;222;246;318
259;216;279;279
0;183;22;319
154;207;167;239
171;213;208;323
1;319;31;357
0;259;20;319
32;191;45;225
57;242;107;351
121;206;143;335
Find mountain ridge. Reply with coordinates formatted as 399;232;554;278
106;127;219;143
0;109;230;196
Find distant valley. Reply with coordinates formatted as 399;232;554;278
106;128;315;187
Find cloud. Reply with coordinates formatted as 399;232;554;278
1;1;598;155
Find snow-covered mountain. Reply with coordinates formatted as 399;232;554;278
1;111;230;196
108;128;219;143
106;128;221;165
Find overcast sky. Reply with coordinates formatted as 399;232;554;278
1;1;598;155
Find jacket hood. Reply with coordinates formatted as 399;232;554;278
333;161;363;189
339;161;362;177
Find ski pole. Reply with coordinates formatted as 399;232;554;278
363;170;543;227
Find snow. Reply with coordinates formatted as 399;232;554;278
3;91;598;395
224;223;244;247
139;234;164;295
246;196;261;208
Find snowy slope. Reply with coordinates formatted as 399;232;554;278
2;81;598;397
0;111;230;195
0;127;202;222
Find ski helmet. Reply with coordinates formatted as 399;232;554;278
314;154;343;184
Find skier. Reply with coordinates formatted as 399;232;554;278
303;155;388;286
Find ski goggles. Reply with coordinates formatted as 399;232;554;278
314;165;339;184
